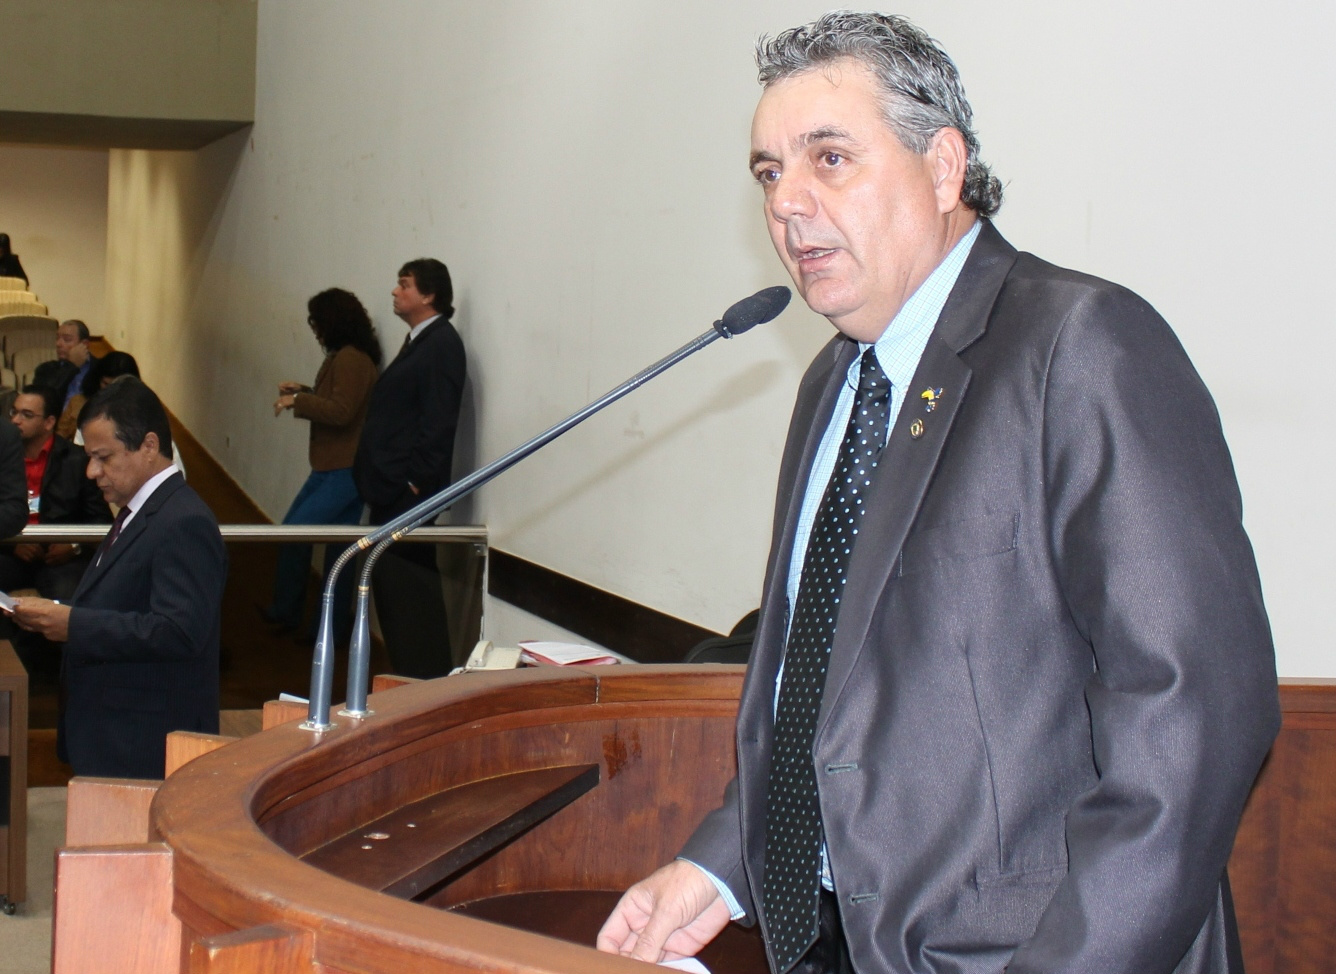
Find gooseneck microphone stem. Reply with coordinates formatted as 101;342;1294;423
303;286;791;730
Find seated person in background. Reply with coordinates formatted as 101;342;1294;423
33;319;95;412
0;385;113;677
59;349;139;441
0;422;28;539
10;378;226;778
0;233;27;284
265;288;381;641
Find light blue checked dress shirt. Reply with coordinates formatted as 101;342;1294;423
686;220;982;921
784;219;981;612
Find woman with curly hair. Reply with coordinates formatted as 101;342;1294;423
264;288;381;639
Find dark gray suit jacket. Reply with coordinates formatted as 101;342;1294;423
682;222;1279;974
62;472;227;779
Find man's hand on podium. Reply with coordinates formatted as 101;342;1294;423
597;859;731;964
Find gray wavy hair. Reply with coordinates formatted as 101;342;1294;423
756;11;1003;217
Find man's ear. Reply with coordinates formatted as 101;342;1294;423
42;415;56;435
141;431;160;458
930;127;969;213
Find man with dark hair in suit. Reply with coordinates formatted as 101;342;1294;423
0;385;112;677
353;257;466;677
32;319;95;410
601;12;1277;974
11;378;226;779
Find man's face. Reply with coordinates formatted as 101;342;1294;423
82;416;159;508
749;60;961;342
10;393;54;446
392;274;435;326
55;324;88;365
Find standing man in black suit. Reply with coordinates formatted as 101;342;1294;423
601;13;1278;974
354;258;466;677
11;379;226;779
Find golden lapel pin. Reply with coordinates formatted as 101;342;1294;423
909;418;925;439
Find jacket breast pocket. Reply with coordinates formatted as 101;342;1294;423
898;513;1019;577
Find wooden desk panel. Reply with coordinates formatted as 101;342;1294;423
0;639;27;912
41;667;1332;974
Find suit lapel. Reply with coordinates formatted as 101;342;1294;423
817;222;1019;730
74;473;183;599
386;317;445;372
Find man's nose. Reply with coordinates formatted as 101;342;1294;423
769;173;817;222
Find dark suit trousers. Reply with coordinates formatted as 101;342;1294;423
368;499;452;679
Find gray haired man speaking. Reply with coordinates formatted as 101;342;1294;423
599;12;1277;974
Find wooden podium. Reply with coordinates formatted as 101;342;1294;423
50;668;1335;974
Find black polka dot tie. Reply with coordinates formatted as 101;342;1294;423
762;348;891;973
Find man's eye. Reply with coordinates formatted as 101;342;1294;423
753;166;780;185
819;151;844;166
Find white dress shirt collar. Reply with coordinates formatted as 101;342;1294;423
118;464;179;530
406;313;441;345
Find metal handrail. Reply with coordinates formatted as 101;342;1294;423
4;524;486;544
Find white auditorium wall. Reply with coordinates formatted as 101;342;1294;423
0;144;109;324
103;0;1335;677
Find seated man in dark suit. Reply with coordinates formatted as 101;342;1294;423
31;319;95;413
0;422;28;540
0;385;113;678
10;379;227;779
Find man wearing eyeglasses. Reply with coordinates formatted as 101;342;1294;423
0;385;112;677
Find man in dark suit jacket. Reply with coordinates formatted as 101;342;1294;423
0;423;28;541
12;379;226;779
601;14;1278;974
0;385;113;680
31;319;95;410
353;257;466;677
0;385;113;597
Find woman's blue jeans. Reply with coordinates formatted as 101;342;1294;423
267;467;364;638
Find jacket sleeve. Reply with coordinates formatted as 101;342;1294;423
292;347;377;428
1008;285;1279;972
65;508;226;664
0;423;29;539
679;776;756;922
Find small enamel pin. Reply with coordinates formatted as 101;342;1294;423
909;418;925;439
920;387;944;412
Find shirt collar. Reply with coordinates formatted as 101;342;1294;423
406;313;441;344
29;435;54;464
122;465;179;522
851;219;982;392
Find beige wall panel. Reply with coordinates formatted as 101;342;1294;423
102;0;1336;677
0;0;255;124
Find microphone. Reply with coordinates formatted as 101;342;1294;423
715;285;791;337
301;286;791;730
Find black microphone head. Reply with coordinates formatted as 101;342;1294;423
714;285;792;337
